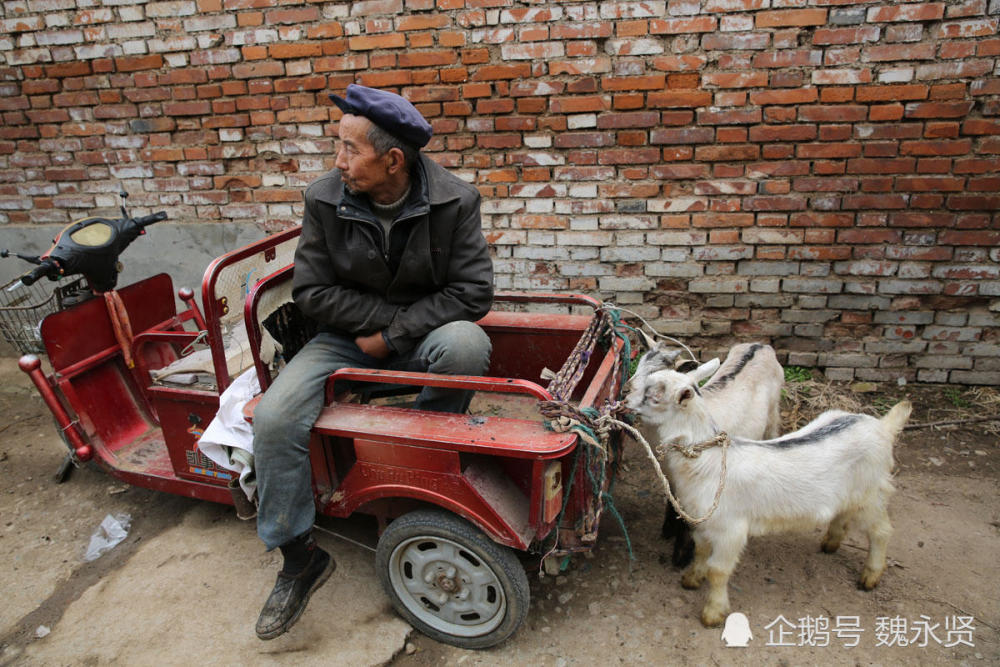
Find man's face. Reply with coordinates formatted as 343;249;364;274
335;114;391;195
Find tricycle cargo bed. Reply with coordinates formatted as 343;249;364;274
312;403;577;458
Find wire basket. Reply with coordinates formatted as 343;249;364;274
0;277;87;355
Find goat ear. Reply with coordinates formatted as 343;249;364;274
677;387;695;405
639;329;657;350
689;357;721;384
644;381;665;405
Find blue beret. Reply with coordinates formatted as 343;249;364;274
329;84;433;149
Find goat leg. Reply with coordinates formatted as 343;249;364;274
662;504;696;567
821;509;854;554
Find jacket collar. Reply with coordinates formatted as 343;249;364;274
314;154;462;214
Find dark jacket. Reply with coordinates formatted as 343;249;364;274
292;154;494;355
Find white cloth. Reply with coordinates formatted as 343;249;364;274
151;324;279;385
197;367;259;501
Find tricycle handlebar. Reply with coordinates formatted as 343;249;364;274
134;211;168;228
326;368;553;402
20;259;60;286
494;291;602;311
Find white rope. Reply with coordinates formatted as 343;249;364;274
596;414;730;526
599;302;698;362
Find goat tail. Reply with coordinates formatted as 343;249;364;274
880;400;913;439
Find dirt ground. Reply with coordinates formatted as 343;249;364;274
0;351;997;666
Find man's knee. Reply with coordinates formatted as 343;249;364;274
428;321;491;374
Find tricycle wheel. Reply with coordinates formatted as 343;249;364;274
375;509;529;649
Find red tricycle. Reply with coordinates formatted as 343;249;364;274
7;203;632;648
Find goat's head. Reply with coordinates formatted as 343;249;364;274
625;357;721;427
626;330;685;396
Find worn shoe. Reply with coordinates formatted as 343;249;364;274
255;546;335;640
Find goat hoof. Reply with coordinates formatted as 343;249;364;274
820;540;841;554
700;604;728;627
681;571;704;590
858;568;883;591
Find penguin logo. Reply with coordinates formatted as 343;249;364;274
721;612;753;647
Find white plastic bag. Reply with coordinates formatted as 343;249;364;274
84;513;132;562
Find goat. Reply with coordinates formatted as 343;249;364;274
627;369;911;627
628;334;784;566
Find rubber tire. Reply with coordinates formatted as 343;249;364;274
375;509;530;649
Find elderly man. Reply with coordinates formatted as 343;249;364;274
253;84;494;640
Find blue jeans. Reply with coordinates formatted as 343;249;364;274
253;321;492;550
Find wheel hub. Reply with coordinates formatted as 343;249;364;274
435;571;460;593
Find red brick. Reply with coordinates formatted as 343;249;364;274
799;105;867;122
790;212;854;228
900;139;972;156
938;230;1000;245
698;109;761;125
232;61;285;79
904;101;975;119
869;104;905;122
703;72;768;89
616;20;648;37
306;22;344;39
754;50;821;68
846;158;916;174
750;125;817;142
163;101;212;116
650;127;714;144
868;3;945;22
837;229;902;244
647;91;712;108
115;55;164;73
962;119;1000;135
399;50;458;68
756;8;827;27
471;64;531;81
506;97;538;114
649;17;717;34
946;196;1000;211
550;95;610;113
864;43;937;62
265;7;319;23
855;84;929;102
820;87;855;103
668;73;701;89
269;43;323;59
813;26;882;46
551;22;613;40
52;91;100;107
349;34;406;51
397;14;449;31
749;88;818;105
601;75;665;91
651;55;707;72
789;245;852;260
896;176;965;191
692;213;755;228
695;144;760;161
553;132;615;148
596;111;659;129
842;195;908;209
613;93;645;110
94;104;138;119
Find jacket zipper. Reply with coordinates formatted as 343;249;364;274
340;206;428;265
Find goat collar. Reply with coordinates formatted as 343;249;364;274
659;432;731;459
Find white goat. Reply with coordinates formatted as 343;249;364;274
627;367;911;627
628;335;784;565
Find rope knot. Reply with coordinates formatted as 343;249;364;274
663;432;731;459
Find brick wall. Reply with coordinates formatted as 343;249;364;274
1;0;998;384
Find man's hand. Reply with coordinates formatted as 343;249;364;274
355;331;391;359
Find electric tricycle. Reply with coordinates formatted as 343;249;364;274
5;198;632;648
